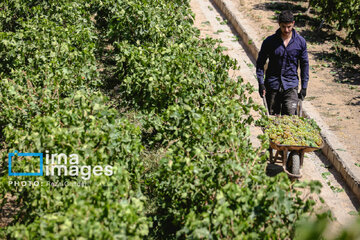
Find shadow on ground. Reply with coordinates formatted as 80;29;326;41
311;47;360;86
266;162;284;177
254;2;307;13
346;96;360;106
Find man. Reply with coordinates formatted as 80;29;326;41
256;10;309;115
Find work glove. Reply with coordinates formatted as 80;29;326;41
298;88;307;100
259;84;266;98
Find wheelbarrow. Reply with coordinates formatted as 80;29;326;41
263;98;323;178
268;141;323;178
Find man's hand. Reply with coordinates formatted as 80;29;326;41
259;84;266;98
298;88;307;100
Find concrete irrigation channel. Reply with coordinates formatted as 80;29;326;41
190;0;360;233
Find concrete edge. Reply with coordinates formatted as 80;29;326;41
211;0;360;202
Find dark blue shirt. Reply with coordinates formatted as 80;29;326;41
256;29;309;90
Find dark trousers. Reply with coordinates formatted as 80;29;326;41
265;87;298;115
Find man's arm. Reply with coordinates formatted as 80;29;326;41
256;40;269;97
299;40;309;90
256;40;269;86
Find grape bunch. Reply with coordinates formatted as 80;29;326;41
265;115;323;147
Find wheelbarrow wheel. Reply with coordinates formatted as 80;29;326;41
288;151;300;175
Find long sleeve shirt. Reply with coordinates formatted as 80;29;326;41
256;29;309;91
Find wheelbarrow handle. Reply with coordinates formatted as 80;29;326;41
297;99;303;117
262;97;270;116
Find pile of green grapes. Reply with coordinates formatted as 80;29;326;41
265;115;323;147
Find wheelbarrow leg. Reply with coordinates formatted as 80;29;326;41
282;149;288;169
269;148;274;163
299;150;305;167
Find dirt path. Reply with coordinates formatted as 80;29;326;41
189;0;359;235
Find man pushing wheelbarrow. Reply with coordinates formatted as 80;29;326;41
256;10;322;178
